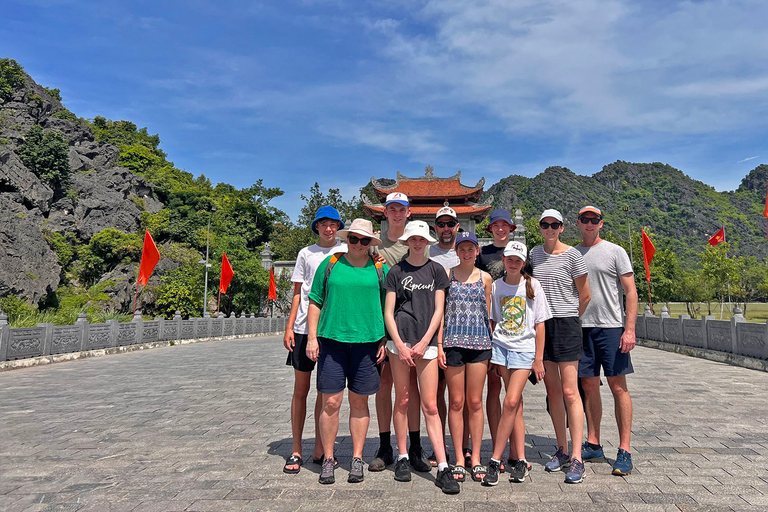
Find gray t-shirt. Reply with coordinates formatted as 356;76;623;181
430;245;460;269
576;240;633;328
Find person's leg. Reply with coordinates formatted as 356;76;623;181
319;391;343;460
465;360;488;469
491;368;528;461
559;361;584;462
348;391;370;460
313;391;323;459
486;369;502;451
581;376;602;445
445;365;466;469
437;375;447;446
543;361;569;454
607;375;632;452
288;370;312;468
415;358;448;465
376;362;394;435
389;353;412;458
408;366;422;443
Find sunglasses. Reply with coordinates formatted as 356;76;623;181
578;216;601;225
347;235;372;246
436;221;457;228
539;221;563;230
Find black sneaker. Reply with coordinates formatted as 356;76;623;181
482;459;501;486
318;457;335;484
435;467;460;494
369;444;394;472
394;457;411;482
409;447;431;473
509;459;529;483
348;457;364;483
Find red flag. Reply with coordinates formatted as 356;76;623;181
641;228;656;284
708;227;725;246
219;253;234;294
138;230;161;286
268;268;277;300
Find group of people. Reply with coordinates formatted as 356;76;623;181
282;193;638;494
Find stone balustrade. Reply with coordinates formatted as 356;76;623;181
0;310;288;362
635;305;767;361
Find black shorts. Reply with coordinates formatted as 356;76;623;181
543;317;582;363
444;346;492;367
285;333;316;372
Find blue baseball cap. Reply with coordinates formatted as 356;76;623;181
311;206;344;234
485;208;516;232
455;231;479;247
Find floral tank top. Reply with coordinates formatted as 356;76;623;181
443;270;492;350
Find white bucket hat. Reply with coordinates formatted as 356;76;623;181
337;218;382;246
398;220;437;244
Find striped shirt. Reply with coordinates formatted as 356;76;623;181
529;246;588;318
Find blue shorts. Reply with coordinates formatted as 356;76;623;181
317;337;381;395
579;327;634;378
491;344;535;370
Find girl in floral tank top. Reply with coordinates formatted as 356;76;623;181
438;232;493;483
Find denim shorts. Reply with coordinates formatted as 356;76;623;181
491;344;535;370
579;327;634;377
317;337;381;396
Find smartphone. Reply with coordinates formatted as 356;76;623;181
528;371;538;385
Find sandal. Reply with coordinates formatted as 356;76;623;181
451;465;466;482
463;450;472;469
428;451;438;467
283;454;303;474
312;455;339;468
471;464;487;482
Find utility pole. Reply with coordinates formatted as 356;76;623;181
200;207;216;317
623;206;634;267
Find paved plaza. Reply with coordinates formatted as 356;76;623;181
1;336;767;511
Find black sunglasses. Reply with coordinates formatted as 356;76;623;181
347;235;372;246
436;221;457;228
539;221;563;230
578;216;601;225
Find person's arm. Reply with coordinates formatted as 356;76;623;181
482;271;493;317
385;290;413;366
283;282;301;351
532;322;546;383
620;272;638;353
306;300;321;361
575;274;591;317
412;288;445;359
437;320;447;369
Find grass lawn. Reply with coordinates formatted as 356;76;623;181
639;302;768;323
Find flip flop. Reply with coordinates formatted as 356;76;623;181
451;465;466;482
471;464;487;482
283;454;303;474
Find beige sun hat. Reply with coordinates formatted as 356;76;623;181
337;218;382;246
398;220;437;244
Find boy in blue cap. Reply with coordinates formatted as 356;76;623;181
283;206;346;474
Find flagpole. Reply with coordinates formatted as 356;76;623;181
217;290;221;317
133;281;140;314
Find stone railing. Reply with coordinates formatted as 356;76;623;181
0;310;288;363
636;305;767;361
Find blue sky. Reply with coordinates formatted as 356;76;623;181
4;0;767;222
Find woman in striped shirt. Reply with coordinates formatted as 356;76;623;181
529;209;591;484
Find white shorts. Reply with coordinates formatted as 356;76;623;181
386;340;438;360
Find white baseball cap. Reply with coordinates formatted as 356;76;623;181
385;192;409;206
435;206;457;220
503;241;528;260
539;208;564;223
398;220;437;244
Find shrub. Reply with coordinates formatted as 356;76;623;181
17;125;71;188
52;110;78;122
0;58;25;102
44;87;62;101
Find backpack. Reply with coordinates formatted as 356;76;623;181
323;252;385;307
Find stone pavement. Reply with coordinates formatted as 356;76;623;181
1;336;767;512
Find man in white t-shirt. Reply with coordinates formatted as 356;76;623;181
575;205;637;477
282;206;347;474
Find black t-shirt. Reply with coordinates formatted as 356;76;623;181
384;259;450;346
476;244;506;281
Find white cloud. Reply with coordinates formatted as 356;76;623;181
738;156;759;163
318;122;446;154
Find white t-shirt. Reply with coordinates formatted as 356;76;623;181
429;245;460;269
290;241;347;334
490;277;552;352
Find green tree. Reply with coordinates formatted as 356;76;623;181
0;58;25;102
17;125;71;188
154;264;204;318
78;228;142;285
699;242;740;316
733;255;768;314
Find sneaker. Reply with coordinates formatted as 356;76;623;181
482;459;501;487
348;457;364;483
612;449;633;476
409;447;431;473
508;459;529;483
581;442;606;462
564;458;585;484
369;443;394;472
435;466;461;494
508;458;532;472
394;457;412;482
318;456;335;484
544;447;570;472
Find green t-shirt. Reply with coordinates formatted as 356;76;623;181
309;255;390;343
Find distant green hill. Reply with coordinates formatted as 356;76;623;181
485;161;768;265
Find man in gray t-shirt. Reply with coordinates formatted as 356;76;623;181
430;206;461;269
575;206;638;477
